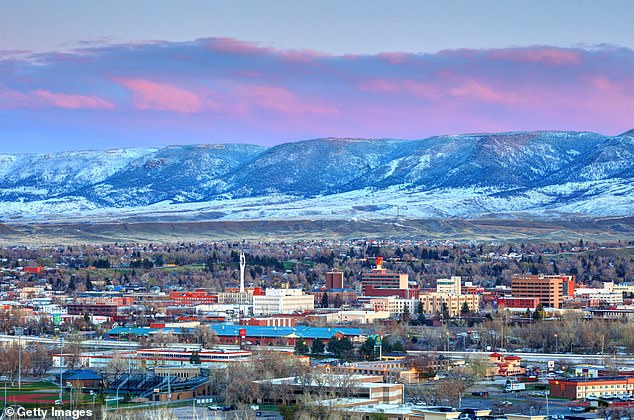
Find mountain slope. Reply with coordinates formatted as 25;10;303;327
0;130;632;221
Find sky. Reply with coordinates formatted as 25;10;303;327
1;0;633;153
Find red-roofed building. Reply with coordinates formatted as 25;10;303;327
488;353;526;377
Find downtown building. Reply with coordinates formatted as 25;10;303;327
511;274;575;308
418;276;480;317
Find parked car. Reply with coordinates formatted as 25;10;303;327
571;407;585;413
471;391;489;397
207;405;222;411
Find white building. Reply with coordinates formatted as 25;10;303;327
323;310;391;324
436;276;462;295
575;282;623;305
252;288;314;316
369;296;418;318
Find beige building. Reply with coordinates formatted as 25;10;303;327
418;292;480;317
253;288;314;315
370;296;418;318
255;374;403;405
436;276;462;295
217;291;252;304
324;310;390;324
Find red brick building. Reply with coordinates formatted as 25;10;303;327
497;297;540;309
326;270;344;289
169;291;218;306
549;377;634;399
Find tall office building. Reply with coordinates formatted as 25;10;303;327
326;270;344;289
511;274;575;308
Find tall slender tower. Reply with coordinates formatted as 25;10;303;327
239;252;246;293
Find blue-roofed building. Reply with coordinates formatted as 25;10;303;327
106;323;369;346
52;369;102;388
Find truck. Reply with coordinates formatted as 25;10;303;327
504;382;525;393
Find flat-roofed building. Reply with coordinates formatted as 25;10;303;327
436;276;462;295
549;376;634;399
418;293;480;317
255;374;403;405
361;269;408;292
253;288;314;316
326;270;344;289
511;274;575;308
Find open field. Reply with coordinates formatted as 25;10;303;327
1;216;633;245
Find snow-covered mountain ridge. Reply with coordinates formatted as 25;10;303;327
1;130;633;221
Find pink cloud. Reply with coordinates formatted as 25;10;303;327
117;79;215;114
449;80;521;104
202;38;268;55
32;90;115;109
236;84;337;115
0;84;114;110
0;84;29;107
378;52;409;64
360;79;437;98
488;47;582;65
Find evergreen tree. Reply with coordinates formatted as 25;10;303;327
294;340;309;355
311;339;325;355
85;275;94;291
441;302;450;321
359;337;376;360
190;351;201;364
400;305;411;324
321;292;329;308
461;301;470;316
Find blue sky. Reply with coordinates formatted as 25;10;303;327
1;0;633;152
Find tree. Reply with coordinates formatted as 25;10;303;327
311;339;325;355
327;336;354;359
359;337;376;360
441;302;450;322
85;275;94;291
65;333;84;368
400;305;411;324
294;340;309;356
106;354;128;380
533;303;544;321
193;325;218;348
321;292;329;308
435;371;474;407
461;301;471;316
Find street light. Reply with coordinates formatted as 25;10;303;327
55;328;63;406
67;382;73;411
14;327;23;389
554;334;558;354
